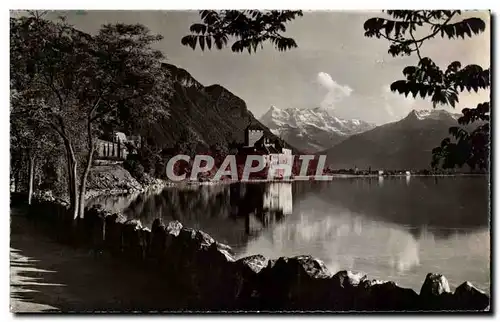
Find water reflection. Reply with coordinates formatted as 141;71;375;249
91;176;490;292
230;183;293;236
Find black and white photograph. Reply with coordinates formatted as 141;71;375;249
7;8;491;313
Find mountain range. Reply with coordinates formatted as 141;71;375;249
322;109;463;170
144;63;296;154
149;63;466;171
259;106;375;153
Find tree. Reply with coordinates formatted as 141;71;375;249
363;10;490;171
182;10;303;53
11;14;172;218
11;89;59;204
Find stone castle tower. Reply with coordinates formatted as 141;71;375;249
245;123;264;147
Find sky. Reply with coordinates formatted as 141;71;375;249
33;10;490;125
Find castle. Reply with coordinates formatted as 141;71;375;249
241;123;293;178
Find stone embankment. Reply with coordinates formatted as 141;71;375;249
16;197;490;312
86;164;171;199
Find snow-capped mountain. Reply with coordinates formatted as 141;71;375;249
404;109;461;122
322;109;466;170
259;106;375;152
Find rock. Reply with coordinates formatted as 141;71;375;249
332;270;367;288
162;226;235;309
104;214;122;255
124;219;143;230
419;273;454;310
122;219;144;262
151;218;162;232
84;209;106;251
259;255;333;310
216;242;234;255
195;230;215;249
150;219;167;263
453;281;490;311
165;220;183;237
328;270;368;310
231;255;268;309
139;227;151;261
237;255;268;275
194;242;237;309
420;273;451;296
358;279;420;311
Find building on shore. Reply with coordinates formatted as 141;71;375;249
239;123;293;178
95;131;142;161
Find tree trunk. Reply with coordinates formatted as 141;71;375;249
77;120;96;219
14;169;19;193
28;155;35;205
71;160;79;219
63;140;79;220
77;151;94;219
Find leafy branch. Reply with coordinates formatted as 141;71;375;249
182;10;303;54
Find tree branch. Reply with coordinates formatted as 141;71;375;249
409;22;422;60
375;12;457;46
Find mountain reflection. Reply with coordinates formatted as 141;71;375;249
90;176;490;292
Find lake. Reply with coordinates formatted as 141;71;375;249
89;176;490;293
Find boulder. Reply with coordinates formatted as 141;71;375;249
121;219;143;263
216;242;234;255
162;225;235;309
420;273;451;296
259;255;333;310
332;270;367;288
86;210;106;253
328;270;367;310
419;273;454;310
358;279;420;311
104;214;122;255
194;230;216;249
453;281;490;311
150;219;167;263
166;220;183;237
231;255;268;309
139;227;151;261
193;242;237;310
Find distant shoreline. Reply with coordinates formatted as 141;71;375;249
171;173;489;185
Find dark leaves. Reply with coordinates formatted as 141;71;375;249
364;11;485;58
182;10;302;53
432;102;490;170
390;58;489;106
437;18;486;39
189;23;207;34
458;102;490;125
366;10;490;171
181;35;198;50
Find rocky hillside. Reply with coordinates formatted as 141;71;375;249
322;109;464;170
260;106;374;153
87;163;144;196
145;63;297;154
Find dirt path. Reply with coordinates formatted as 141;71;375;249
10;208;180;313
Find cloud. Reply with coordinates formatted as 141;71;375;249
316;72;353;110
381;84;415;119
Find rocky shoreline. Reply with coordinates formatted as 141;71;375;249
85;177;173;200
15;196;491;312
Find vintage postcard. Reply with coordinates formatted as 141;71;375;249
9;9;490;313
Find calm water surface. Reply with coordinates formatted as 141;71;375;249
90;176;490;293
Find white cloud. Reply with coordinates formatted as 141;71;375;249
316;72;353;110
380;84;418;121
